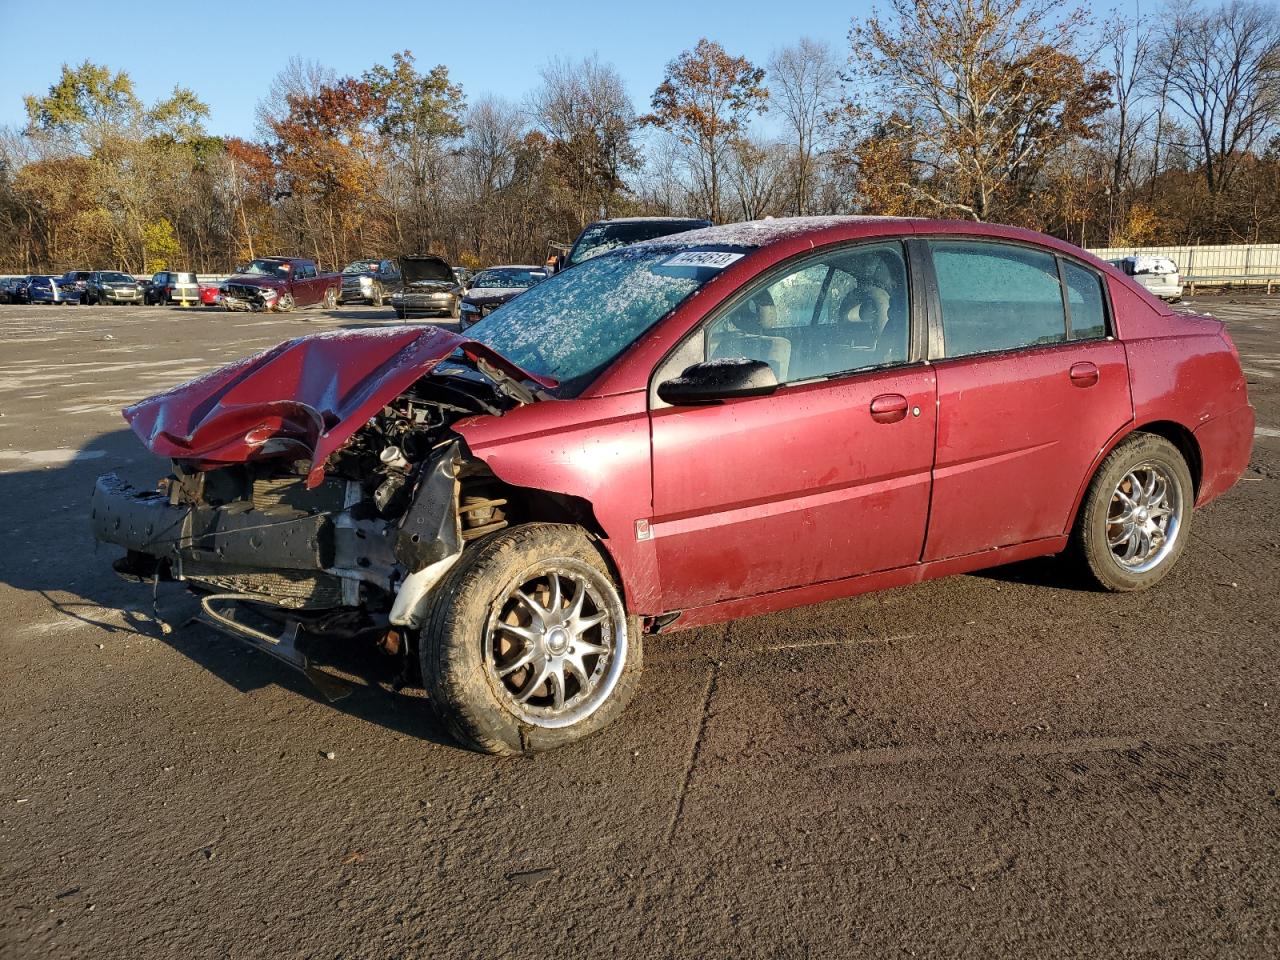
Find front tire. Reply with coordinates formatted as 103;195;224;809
1073;433;1194;592
421;523;643;755
275;293;295;313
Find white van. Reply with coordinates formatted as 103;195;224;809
1108;255;1182;301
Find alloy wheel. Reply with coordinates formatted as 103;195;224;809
1106;461;1183;574
483;561;626;729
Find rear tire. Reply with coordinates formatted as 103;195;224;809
421;523;643;755
323;287;337;310
1072;433;1194;592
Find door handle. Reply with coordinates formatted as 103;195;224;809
870;393;909;424
1069;362;1100;388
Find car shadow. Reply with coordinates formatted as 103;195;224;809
0;428;459;749
968;552;1098;592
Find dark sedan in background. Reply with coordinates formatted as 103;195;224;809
458;265;546;329
554;216;712;272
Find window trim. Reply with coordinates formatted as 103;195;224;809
648;237;924;406
916;235;1115;362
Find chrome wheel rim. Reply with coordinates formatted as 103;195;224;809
483;559;626;729
1106;461;1183;574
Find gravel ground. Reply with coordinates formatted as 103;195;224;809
1;295;1278;959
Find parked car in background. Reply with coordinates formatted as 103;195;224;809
1108;255;1182;301
199;283;222;307
220;257;340;312
89;216;1253;755
339;258;401;305
146;271;201;305
553;217;712;272
84;271;143;305
23;275;76;304
452;266;474;288
0;277;25;303
59;270;94;302
458;265;546;330
389;254;461;319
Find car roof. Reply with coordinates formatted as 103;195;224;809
479;264;544;271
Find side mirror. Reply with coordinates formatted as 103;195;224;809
657;358;779;405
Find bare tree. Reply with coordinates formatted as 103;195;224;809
724;135;792;219
254;57;335;140
768;38;840;214
456;97;526;260
1152;0;1280;195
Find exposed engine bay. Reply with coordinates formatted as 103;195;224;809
90;370;539;678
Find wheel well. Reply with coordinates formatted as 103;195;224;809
461;475;628;604
1135;421;1202;495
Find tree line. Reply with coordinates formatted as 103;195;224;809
1;0;1278;275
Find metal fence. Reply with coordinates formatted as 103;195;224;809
1089;243;1280;291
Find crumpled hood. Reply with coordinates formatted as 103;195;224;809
226;273;286;289
122;326;555;487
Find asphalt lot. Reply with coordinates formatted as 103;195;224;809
1;295;1278;959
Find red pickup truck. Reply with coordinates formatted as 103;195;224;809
220;257;341;312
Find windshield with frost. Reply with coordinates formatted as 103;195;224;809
466;246;738;394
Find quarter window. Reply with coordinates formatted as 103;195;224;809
1061;260;1108;340
701;241;911;383
929;241;1066;357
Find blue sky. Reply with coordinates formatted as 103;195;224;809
0;0;874;137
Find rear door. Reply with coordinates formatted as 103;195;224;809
648;239;937;610
919;239;1133;560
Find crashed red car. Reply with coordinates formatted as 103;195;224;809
91;217;1254;754
219;256;340;312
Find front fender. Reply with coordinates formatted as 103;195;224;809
453;392;661;614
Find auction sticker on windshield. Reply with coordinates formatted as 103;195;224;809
662;251;745;270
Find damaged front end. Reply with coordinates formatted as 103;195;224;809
91;327;552;695
220;281;281;312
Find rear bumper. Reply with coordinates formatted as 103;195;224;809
1194;403;1255;505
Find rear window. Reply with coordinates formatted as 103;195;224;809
930;241;1067;357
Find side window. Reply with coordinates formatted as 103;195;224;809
1061;260;1108;340
929;241;1066;357
702;241;910;383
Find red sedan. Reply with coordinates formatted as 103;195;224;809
92;217;1254;753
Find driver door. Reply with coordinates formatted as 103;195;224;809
647;240;937;610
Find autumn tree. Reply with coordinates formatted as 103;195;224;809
530;55;639;230
269;77;387;267
848;0;1112;221
364;51;465;253
643;38;768;222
